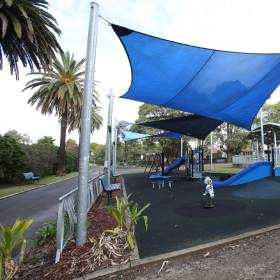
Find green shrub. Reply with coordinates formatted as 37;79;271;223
65;151;78;173
33;220;56;246
0;134;27;183
23;143;58;177
109;194;150;250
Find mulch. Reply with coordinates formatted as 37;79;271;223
17;192;121;280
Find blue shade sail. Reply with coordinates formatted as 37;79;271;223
112;24;280;129
139;115;222;140
121;130;150;141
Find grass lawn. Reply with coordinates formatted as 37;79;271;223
0;171;78;198
204;163;242;174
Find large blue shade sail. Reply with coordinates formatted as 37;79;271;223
112;24;280;129
139;115;222;140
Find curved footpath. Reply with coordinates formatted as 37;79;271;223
0;170;98;239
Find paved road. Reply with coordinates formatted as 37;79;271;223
0;170;99;239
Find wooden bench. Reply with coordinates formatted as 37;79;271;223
23;172;40;183
99;175;121;204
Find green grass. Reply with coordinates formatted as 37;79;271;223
204;163;242;174
0;171;78;198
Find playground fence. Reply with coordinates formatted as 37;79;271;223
55;173;103;263
232;154;268;166
274;148;280;167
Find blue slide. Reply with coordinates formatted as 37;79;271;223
213;161;273;188
149;156;186;179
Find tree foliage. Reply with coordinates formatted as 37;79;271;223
132;104;187;162
37;136;55;145
23;141;58;177
0;134;27;182
24;51;102;175
0;0;61;78
214;124;249;161
5;130;31;145
90;143;105;165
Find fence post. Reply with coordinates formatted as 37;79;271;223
55;202;65;263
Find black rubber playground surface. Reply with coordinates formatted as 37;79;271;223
124;173;280;258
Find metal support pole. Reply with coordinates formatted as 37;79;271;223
260;108;265;160
77;2;99;246
210;132;213;170
274;131;277;148
112;118;118;174
180;138;183;157
104;90;114;185
161;152;165;175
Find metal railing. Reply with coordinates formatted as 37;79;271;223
55;174;103;263
232;154;268;165
274;148;280;167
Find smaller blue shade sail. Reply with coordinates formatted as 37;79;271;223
121;130;150;141
112;24;280;129
152;131;183;139
139;115;222;140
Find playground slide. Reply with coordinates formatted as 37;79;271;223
149;156;186;179
213;161;273;188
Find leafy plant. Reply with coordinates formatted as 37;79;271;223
33;220;56;246
0;219;32;280
109;194;150;250
127;200;150;233
109;196;129;230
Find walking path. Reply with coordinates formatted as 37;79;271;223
0;169;99;238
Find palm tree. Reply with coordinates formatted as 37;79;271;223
0;0;61;78
24;51;102;175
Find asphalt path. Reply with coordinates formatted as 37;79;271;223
0;170;99;239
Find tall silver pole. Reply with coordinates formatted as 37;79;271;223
274;131;277;147
260;108;265;160
210;132;213;170
113;118;118;174
77;2;99;246
104;90;114;185
180;138;183;157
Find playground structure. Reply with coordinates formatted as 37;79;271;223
212;123;280;187
65;3;280;250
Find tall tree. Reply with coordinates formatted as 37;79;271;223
5;130;30;144
215;123;249;162
0;133;27;182
133;104;187;162
37;136;55;145
24;51;102;175
0;0;61;78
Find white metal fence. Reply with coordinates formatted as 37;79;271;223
55;174;103;263
232;155;268;165
274;148;280;167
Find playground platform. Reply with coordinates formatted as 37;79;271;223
124;172;280;258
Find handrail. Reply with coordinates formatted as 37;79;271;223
55;173;104;263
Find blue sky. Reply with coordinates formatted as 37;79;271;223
0;0;280;144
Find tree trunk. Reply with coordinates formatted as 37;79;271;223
57;112;67;176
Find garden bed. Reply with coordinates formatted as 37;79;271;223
18;192;135;280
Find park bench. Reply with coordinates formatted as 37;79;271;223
99;175;121;204
23;172;40;183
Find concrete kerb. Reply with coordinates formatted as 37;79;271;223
0;175;78;200
74;223;280;280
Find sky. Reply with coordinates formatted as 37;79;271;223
0;0;280;145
